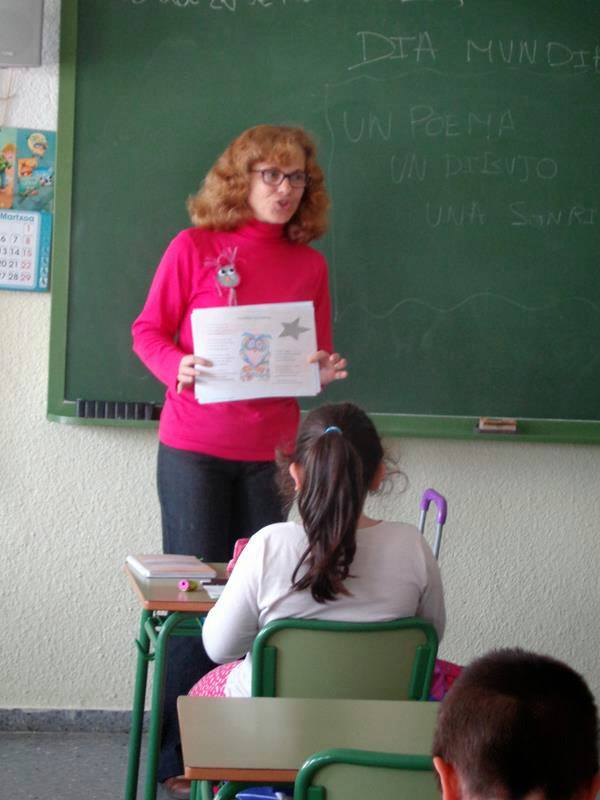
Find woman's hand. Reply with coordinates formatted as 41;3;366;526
177;354;213;394
309;351;348;387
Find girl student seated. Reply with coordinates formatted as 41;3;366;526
190;401;446;698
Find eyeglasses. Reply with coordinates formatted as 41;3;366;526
251;168;309;189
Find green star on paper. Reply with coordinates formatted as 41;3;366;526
279;317;310;340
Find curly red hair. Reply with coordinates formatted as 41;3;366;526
187;125;329;244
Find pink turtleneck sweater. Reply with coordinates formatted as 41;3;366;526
132;220;333;460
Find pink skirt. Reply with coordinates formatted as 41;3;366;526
189;661;240;697
189;658;462;699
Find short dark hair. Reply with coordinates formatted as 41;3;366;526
432;648;599;800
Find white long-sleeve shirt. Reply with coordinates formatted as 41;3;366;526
202;520;446;697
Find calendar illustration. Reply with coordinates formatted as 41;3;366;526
0;127;55;292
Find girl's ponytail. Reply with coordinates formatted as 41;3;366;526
284;403;384;603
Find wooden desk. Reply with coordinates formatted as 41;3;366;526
178;697;439;783
125;564;226;612
124;564;227;800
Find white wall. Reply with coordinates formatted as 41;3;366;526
1;0;598;711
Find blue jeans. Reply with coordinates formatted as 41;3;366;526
156;443;286;781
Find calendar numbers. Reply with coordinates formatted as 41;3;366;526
0;210;51;291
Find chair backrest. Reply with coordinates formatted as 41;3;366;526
293;748;439;800
251;617;438;700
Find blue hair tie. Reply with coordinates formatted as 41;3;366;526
323;425;342;435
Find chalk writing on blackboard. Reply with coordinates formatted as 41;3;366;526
349;32;438;71
400;0;463;6
335;293;600;323
349;31;600;73
388;152;560;186
342;107;518;144
466;40;600;70
324;49;598;325
125;0;312;11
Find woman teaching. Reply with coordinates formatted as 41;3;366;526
132;124;346;796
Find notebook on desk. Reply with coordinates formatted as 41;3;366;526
126;554;217;582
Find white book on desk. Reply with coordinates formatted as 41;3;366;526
126;554;217;581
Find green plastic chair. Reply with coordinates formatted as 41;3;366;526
193;618;438;800
293;748;439;800
251;617;438;701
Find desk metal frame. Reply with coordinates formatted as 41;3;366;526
124;567;222;800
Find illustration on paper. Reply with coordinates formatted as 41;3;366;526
240;332;271;381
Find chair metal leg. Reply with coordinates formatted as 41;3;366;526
125;609;152;800
214;781;247;800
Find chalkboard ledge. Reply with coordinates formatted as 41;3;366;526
47;398;160;427
46;403;600;443
47;412;158;429
370;414;600;444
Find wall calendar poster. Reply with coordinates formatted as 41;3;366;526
0;127;56;291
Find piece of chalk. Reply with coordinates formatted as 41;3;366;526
178;579;198;592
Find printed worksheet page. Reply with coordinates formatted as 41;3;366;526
191;301;320;404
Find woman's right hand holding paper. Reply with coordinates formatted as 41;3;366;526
177;354;213;394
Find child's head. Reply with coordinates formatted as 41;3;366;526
281;402;384;603
432;648;600;800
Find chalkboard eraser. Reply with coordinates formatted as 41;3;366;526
477;417;517;434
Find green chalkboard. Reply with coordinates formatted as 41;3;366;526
49;0;600;442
